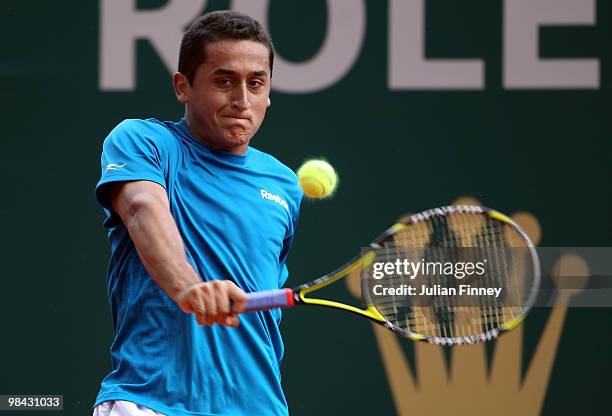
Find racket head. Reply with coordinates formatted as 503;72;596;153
360;205;540;345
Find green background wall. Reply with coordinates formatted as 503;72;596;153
1;1;610;415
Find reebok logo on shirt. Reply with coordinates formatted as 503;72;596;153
260;189;289;212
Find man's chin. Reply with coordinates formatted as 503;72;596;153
224;128;253;144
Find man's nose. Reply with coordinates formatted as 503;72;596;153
231;83;250;111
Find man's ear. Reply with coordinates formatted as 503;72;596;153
173;72;190;104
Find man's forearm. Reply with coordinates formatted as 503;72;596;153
109;181;246;325
112;183;201;303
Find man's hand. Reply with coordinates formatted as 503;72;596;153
176;280;247;327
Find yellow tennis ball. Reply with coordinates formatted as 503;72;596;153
297;159;338;199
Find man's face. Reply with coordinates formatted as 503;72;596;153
176;40;271;154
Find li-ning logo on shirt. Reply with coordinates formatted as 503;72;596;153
260;189;289;212
106;163;126;171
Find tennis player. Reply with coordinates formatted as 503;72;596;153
93;11;302;416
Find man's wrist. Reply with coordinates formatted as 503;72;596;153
173;281;203;305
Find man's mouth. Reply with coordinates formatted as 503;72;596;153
224;115;250;122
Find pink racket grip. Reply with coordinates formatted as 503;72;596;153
243;288;295;313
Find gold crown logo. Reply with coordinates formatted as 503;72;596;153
346;197;588;415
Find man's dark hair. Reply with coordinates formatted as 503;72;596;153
178;11;275;84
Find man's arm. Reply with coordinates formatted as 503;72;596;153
108;180;247;326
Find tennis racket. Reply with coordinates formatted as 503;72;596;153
243;205;540;345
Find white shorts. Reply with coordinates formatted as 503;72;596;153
93;400;166;416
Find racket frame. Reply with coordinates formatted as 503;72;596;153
246;205;540;346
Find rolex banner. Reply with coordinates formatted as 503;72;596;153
0;1;610;415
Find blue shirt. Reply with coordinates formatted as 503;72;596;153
94;118;302;416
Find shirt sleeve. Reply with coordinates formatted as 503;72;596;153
95;119;172;224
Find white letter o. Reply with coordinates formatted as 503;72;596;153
233;0;366;93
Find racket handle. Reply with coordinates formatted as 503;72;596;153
243;288;295;312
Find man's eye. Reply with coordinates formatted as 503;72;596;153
216;79;231;86
249;80;264;88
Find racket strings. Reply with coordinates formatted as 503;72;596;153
368;212;534;343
